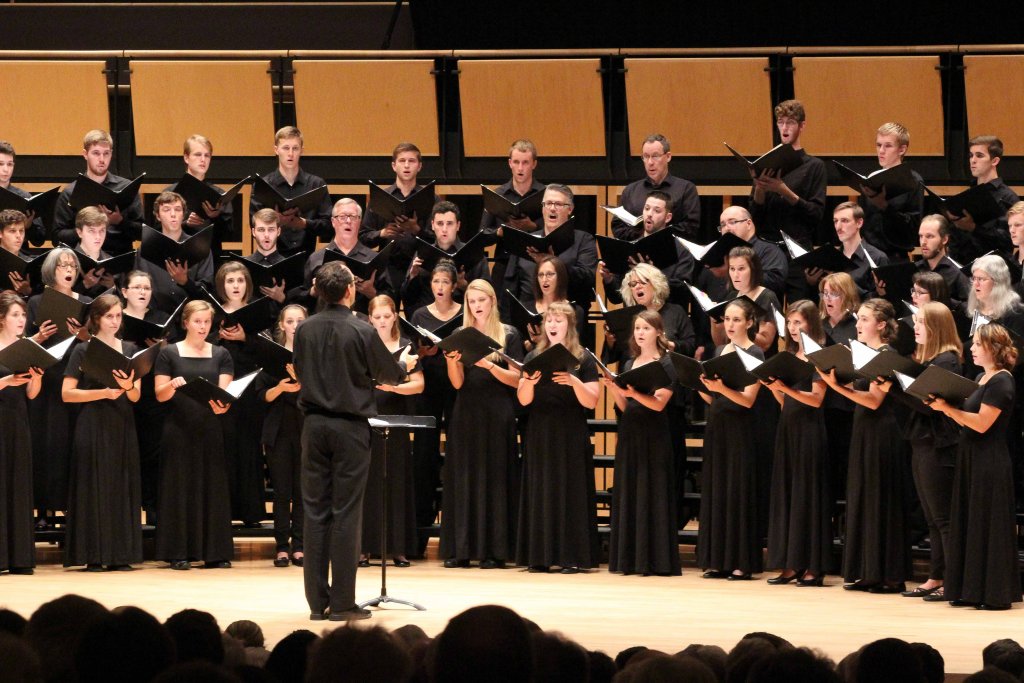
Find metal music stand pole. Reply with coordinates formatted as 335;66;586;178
359;415;435;611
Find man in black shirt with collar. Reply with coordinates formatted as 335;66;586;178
479;139;546;292
53;129;145;256
749;100;827;302
293;260;412;622
611;133;700;240
165;134;235;260
833;201;888;298
245;207;305;306
945;135;1020;264
915;214;971;305
302;198;393;313
248;126;333;257
360;141;437;293
0;141;47;247
859;122;923;263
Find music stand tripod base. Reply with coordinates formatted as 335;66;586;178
359;415;436;611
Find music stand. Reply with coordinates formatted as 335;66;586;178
359;415;436;611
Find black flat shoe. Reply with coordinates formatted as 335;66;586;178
527;565;550;573
977;603;1011;611
328;606;371;621
203;561;231;569
392;558;410;567
560;566;581;574
109;565;133;572
727;572;753;581
766;572;799;585
291;554;304;567
358;558;370;567
85;564;104;572
702;569;729;579
479;558;505;569
443;559;469;568
869;582;906;595
796;575;824;587
170;560;190;571
274;554;290;568
843;580;875;592
949;599;976;607
309;609;328;621
902;585;941;597
922;589;947;602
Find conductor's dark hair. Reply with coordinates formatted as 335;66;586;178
314;261;354;304
431;200;460;223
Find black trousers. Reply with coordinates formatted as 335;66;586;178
267;406;304;553
910;439;955;580
301;414;371;614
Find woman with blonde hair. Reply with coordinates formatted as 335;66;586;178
441;279;523;569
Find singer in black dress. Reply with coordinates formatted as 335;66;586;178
441;279;523;568
515;302;600;573
0;292;44;574
153;299;235;569
61;295;143;570
930;323;1022;610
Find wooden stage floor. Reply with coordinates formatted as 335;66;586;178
4;539;1017;676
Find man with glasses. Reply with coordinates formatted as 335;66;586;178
249;126;333;257
611;133;700;240
708;205;787;302
502;184;597;321
301;198;392;314
915;214;971;306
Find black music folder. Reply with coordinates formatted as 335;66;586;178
251;176;329;214
737;347;816;387
924;184;1003;226
895;365;978;406
0;186;60;230
398;315;461;347
251;332;293;381
37;286;91;342
505;293;543;339
701;349;757;390
367;181;436;223
322;241;394;281
120;301;185;345
0;335;75;373
436;326;502;366
589;349;672;395
0;248;47;280
204;292;272;335
803;332;857;384
139;225;213;268
175;173;249;217
414;230;489;272
594;290;643;352
223;252;307;290
595;228;678;275
69;173;145;212
833;161;919;198
177;370;261;405
522;342;581;378
871;260;918;301
482;186;544;222
677;231;751;269
780;232;855;273
79;337;164;389
724;142;802;177
850;339;924;381
500;218;576;260
74;249;137;276
666;351;704;391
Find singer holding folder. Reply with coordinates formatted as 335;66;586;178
0;292;43;575
153;299;234;571
61;294;143;571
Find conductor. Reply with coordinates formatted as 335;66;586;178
293;260;413;621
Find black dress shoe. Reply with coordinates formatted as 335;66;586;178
85;564;104;572
527;565;550;573
392;558;410;567
479;558;506;569
358;557;370;567
291;554;304;567
203;561;231;569
766;572;799;585
443;559;469;568
796;574;824;587
328;606;371;621
977;603;1011;611
902;585;941;597
842;580;875;592
170;560;191;571
868;582;906;594
949;599;976;607
560;566;580;574
109;565;133;572
702;569;729;579
274;555;290;568
727;572;753;581
309;609;328;621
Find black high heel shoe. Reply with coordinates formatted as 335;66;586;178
767;570;802;585
796;573;824;587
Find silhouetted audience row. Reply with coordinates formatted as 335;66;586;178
1;595;1023;682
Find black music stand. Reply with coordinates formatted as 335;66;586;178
359;415;436;611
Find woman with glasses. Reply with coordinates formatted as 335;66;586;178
26;248;90;525
522;255;586;354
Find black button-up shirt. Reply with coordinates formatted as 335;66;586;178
248;169;333;257
54;172;145;256
612;174;700;240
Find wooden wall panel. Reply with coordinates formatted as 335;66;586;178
964;55;1024;155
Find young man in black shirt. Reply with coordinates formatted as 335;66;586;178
859;122;923;262
946;135;1020;263
0;141;47;246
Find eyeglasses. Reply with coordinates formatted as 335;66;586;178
536;271;558;279
821;291;842;301
331;213;360;221
541;201;571;209
628;279;650;288
910;288;928;297
56;262;78;270
717;217;750;232
641;153;665;162
971;276;992;284
127;285;152;291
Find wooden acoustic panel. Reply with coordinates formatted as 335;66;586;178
964;55;1024;155
459;59;605;157
793;56;944;156
0;61;109;155
293;60;439;156
624;58;772;156
131;61;274;156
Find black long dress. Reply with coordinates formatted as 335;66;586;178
361;336;418;558
126;308;170;518
766;375;831;575
0;368;35;572
218;337;267;526
154;344;235;563
63;341;143;567
945;371;1022;606
609;356;681;576
697;344;764;574
515;352;600;569
842;363;913;583
255;372;303;555
439;325;523;563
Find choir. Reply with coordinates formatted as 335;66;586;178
0;108;1021;612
